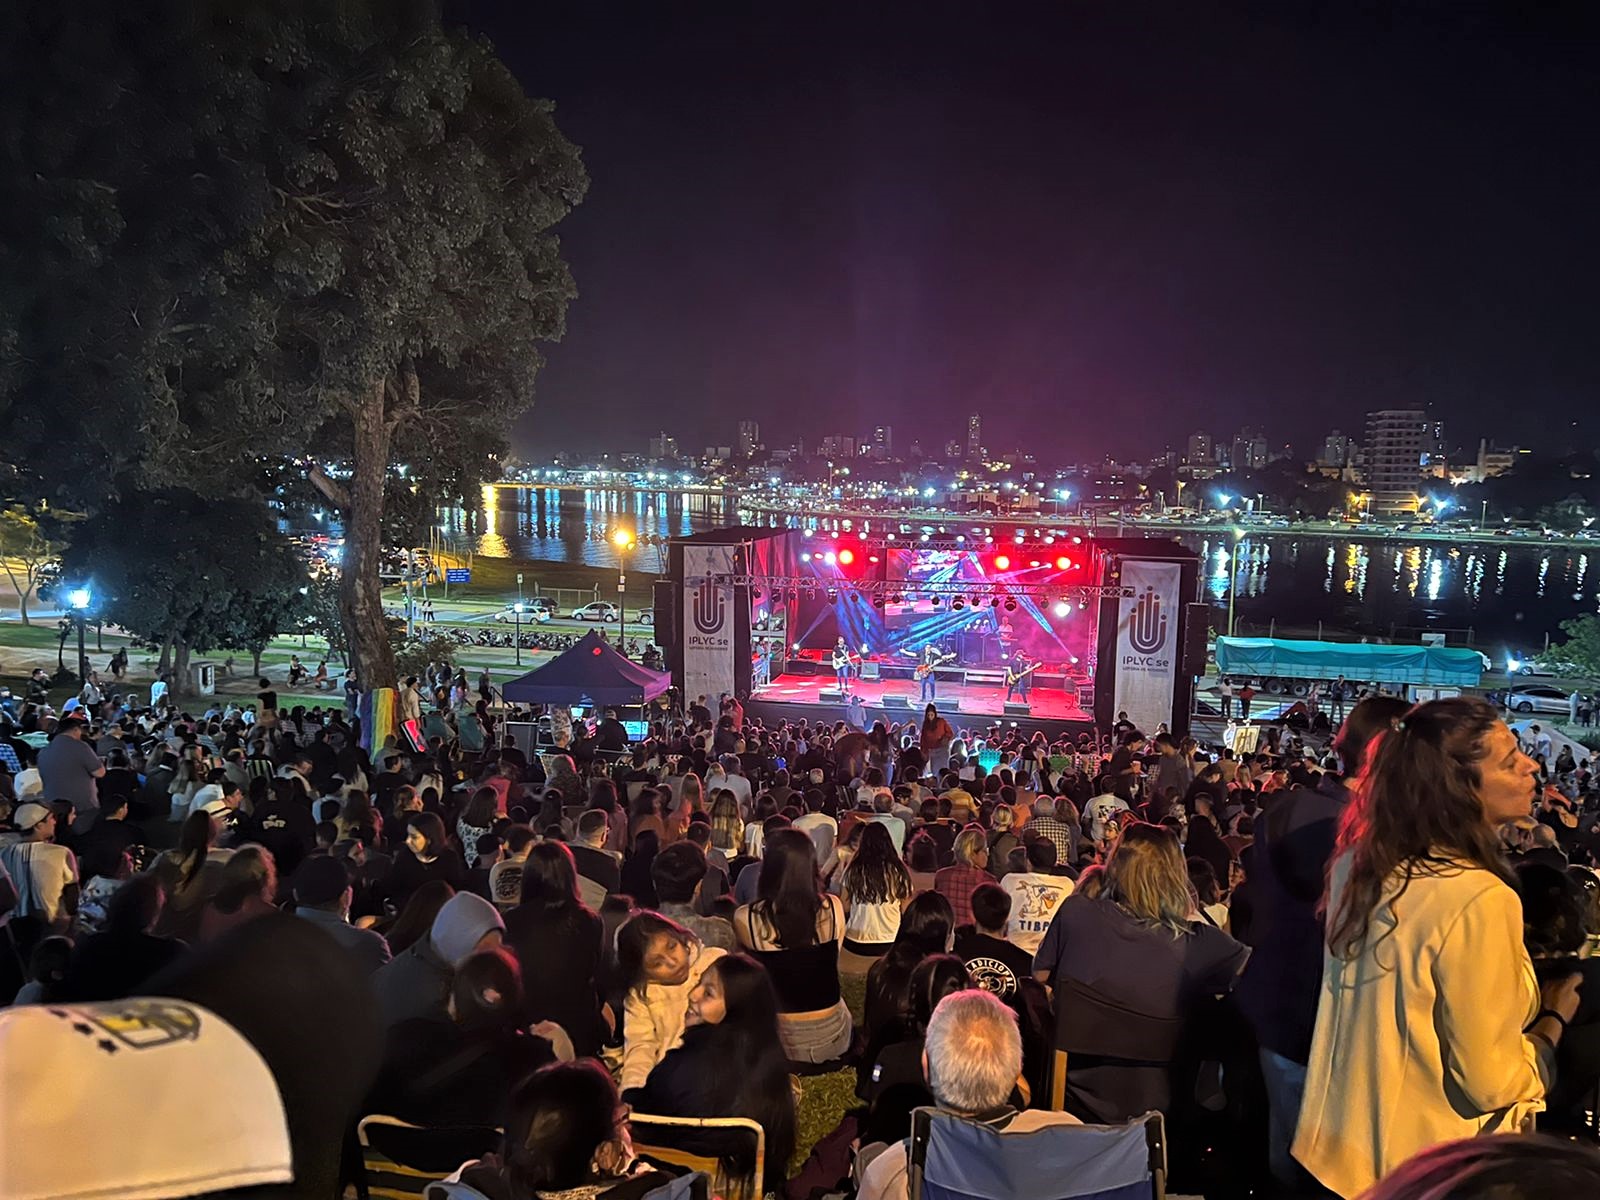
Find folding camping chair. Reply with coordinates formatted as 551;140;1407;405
356;1114;501;1200
629;1112;765;1200
906;1106;1166;1200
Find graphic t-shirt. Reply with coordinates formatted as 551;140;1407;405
955;929;1037;998
999;871;1075;954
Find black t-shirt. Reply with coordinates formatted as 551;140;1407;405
258;689;279;712
244;798;317;877
955;930;1035;999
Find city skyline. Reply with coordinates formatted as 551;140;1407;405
466;1;1600;461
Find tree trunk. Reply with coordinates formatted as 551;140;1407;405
16;588;29;626
157;633;174;676
172;636;191;698
251;647;263;679
341;380;399;688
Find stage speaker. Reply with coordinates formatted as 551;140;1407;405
1183;603;1211;677
860;661;880;680
785;658;814;676
819;688;846;702
883;694;912;710
1003;702;1032;717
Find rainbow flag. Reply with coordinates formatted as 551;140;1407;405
361;687;398;754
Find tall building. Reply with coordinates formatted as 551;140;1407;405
966;413;982;459
871;425;893;460
1318;429;1353;469
1185;431;1213;468
736;419;760;457
944;439;962;459
1364;409;1426;517
647;432;679;460
820;435;856;460
1230;428;1268;473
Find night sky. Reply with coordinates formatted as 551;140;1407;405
459;1;1600;463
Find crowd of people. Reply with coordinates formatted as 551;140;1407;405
2;662;1600;1199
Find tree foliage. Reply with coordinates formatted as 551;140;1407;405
1553;615;1600;681
59;489;310;693
0;1;586;685
0;503;76;624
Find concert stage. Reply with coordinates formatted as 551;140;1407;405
663;527;1205;739
752;671;1088;724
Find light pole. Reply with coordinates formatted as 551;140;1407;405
513;601;525;667
68;587;91;683
612;527;636;655
1480;499;1488;529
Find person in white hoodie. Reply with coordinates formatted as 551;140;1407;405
614;911;725;1090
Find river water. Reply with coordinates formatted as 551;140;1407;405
439;487;1600;652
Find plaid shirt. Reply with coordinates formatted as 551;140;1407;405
934;863;993;929
1026;815;1077;864
0;741;19;774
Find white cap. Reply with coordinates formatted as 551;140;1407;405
0;999;292;1200
13;769;42;798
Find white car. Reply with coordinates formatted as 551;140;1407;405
1503;685;1587;716
636;608;654;626
494;602;550;624
572;601;620;623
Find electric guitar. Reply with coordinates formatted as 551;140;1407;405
915;652;957;679
831;648;863;671
1005;661;1042;687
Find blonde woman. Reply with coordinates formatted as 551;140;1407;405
1032;821;1248;1123
708;790;743;856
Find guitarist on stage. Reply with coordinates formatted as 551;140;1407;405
832;636;858;694
1005;650;1040;704
917;642;953;703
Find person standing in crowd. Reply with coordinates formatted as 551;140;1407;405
0;802;79;953
36;715;104;835
1295;698;1584;1198
920;704;955;778
1236;694;1408;1191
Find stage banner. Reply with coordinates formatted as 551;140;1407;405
1112;560;1181;735
683;544;737;704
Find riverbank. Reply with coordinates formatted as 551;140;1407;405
732;496;1599;550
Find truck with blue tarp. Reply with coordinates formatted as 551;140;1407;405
1214;636;1484;700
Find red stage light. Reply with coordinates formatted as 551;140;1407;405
838;548;855;566
1055;556;1072;570
994;554;1010;570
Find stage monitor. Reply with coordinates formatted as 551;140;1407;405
622;720;649;740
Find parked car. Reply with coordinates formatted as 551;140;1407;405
1504;655;1581;677
572;601;620;623
636;608;654;626
1502;685;1588;716
494;601;551;623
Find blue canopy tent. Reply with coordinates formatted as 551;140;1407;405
499;630;671;707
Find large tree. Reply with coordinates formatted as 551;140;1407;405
0;2;586;686
0;503;75;624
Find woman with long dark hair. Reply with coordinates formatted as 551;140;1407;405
620;828;661;908
382;811;465;911
1296;698;1583;1198
615;911;725;1090
625;953;797;1186
840;821;914;962
151;808;229;940
504;841;606;1057
733;828;853;1063
456;787;499;868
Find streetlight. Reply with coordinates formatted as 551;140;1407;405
513;601;525;666
1480;499;1488;529
612;527;636;653
68;587;91;683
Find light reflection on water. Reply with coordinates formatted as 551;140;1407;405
436;488;1599;643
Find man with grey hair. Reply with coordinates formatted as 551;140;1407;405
856;989;1078;1200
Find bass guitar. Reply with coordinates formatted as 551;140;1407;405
1005;661;1042;687
915;652;957;679
831;648;863;671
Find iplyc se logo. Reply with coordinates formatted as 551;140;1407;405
1128;586;1167;654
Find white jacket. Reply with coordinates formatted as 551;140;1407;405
1294;855;1546;1198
